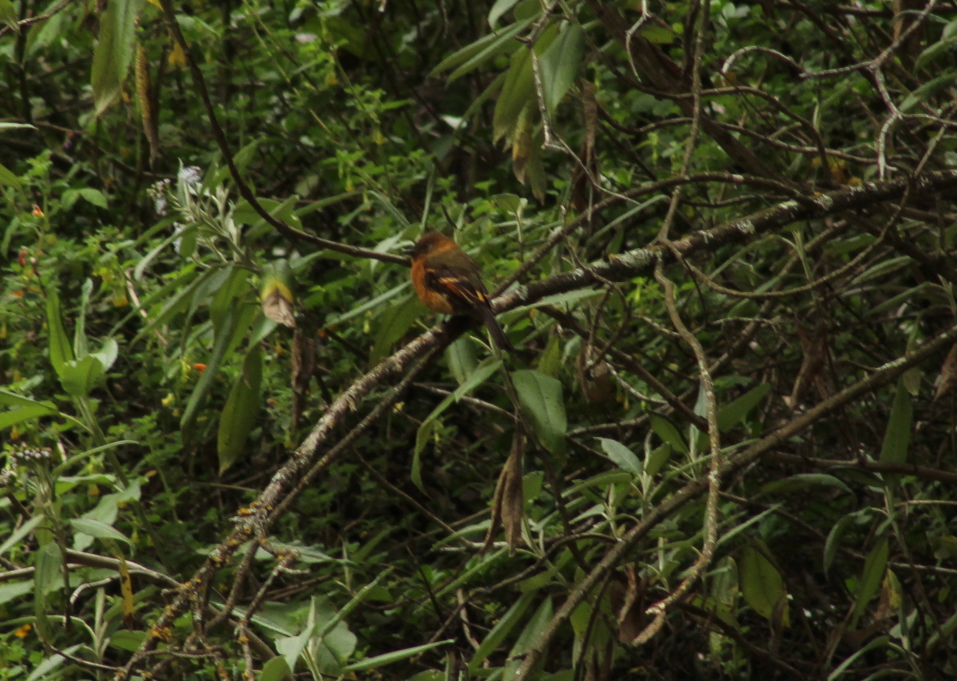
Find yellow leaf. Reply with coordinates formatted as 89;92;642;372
168;41;187;67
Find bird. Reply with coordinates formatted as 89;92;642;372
410;231;515;353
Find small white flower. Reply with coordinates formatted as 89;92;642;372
178;166;202;187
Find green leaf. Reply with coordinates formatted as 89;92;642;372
69;518;132;547
431;19;530;78
446;337;479;386
412;418;432;494
488;0;521;27
739;544;788;625
110;630;147;652
879;378;912;487
827;636;889;681
182;269;256;434
91;0;143;115
493;44;534;143
218;344;263;475
649;413;688;454
900;72;957;112
468;591;535;672
0;580;33;606
915;32;957;70
0;516;44;557
414;360;503;489
0;390;59;418
45;286;74;376
181;313;235;434
367;191;411;230
276;596;356;674
258;656;292;681
539;22;584;114
58;355;105;397
598;438;642;475
233;196;302;231
717;383;770;432
537;333;561;378
0;404;58;430
639;23;676;44
0;161;22;190
0;0;18;33
78;188;108;208
371;295;424;364
504;596;553;679
759;474;850;497
512;369;567;456
644;443;672;478
130;265;210;343
26;645;82;681
852;538;888;628
34;542;63;597
342;640;454;672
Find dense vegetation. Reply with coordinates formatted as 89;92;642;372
2;0;957;679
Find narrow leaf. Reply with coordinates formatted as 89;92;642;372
468;591;535;672
717;383;770;432
852;538;888;628
217;345;263;474
0;161;22;190
91;0;143;115
879;378;912;487
649;413;688;454
69;518;133;546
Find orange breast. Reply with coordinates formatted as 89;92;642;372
411;258;455;314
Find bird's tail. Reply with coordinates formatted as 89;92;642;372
480;304;515;354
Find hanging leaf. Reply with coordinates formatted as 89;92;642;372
488;0;522;28
539;22;584;114
0;161;22;190
446;337;478;386
501;433;525;554
118;555;136;629
933;342;957;400
370;296;423;364
852;538;888;629
649;413;689;454
503;595;553;680
467;592;535;673
91;0;144;115
430;19;530;80
0;0;18;33
135;43;159;166
217;344;263;475
879;378;912;487
260;260;297;328
717;383;770;432
739;544;789;626
512;369;567;456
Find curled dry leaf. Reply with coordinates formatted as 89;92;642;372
787;322;829;409
609;564;646;645
576;343;613;404
933;342;957;401
571;81;598;218
482;429;525;555
291;328;315;394
135;44;159;167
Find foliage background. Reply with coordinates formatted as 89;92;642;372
2;0;957;679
